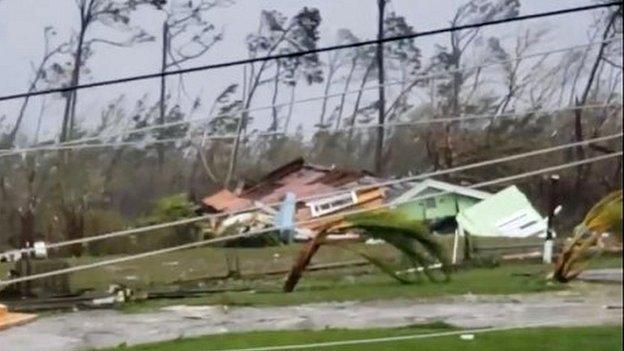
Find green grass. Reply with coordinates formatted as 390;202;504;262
0;235;564;292
1;243;398;292
97;325;622;351
1;234;618;294
2;237;620;313
121;259;567;312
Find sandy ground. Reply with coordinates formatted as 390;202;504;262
0;270;622;351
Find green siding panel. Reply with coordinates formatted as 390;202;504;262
394;194;481;221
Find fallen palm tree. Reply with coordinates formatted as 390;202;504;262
283;210;451;292
553;189;622;282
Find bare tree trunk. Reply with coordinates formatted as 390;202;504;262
102;148;125;205
188;152;204;202
225;112;245;189
225;27;294;188
21;158;37;247
284;84;296;133
68;30;89;139
270;61;281;131
62;206;85;257
8;87;35;146
441;36;462;169
195;143;219;182
374;0;386;175
573;9;619;191
33;97;48;145
335;56;358;130
318;54;336;128
567;38;596;106
573;97;587;165
60;28;87;143
424;132;440;170
225;60;271;188
347;60;375;143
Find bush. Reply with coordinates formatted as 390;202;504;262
148;194;198;220
138;194;202;250
84;209;134;255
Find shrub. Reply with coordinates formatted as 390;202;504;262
138;194;202;250
84;209;133;255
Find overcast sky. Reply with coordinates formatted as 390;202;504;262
0;0;606;143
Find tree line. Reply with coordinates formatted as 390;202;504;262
0;0;621;255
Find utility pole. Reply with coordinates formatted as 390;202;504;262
374;0;386;175
158;21;169;171
544;174;560;263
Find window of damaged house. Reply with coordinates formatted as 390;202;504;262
424;197;437;209
307;191;359;217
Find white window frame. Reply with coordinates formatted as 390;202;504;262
307;191;359;217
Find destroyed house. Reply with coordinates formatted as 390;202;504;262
201;158;385;234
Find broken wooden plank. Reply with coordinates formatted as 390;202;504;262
0;304;37;331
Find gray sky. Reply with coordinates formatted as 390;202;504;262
0;0;604;143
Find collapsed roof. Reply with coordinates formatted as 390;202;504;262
456;185;547;238
201;157;374;213
391;179;492;204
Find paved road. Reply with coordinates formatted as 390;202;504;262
0;278;621;351
578;268;623;283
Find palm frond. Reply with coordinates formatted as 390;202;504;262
346;210;451;281
554;189;622;282
337;245;413;284
283;210;451;292
583;190;622;235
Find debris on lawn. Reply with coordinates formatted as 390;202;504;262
0;304;37;331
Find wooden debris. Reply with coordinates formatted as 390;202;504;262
0;303;37;331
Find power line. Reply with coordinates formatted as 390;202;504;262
0;132;285;158
4;133;621;256
0;1;619;103
296;133;624;202
1;151;620;287
303;103;622;135
0;102;619;158
1;37;619;157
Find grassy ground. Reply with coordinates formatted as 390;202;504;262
97;325;623;351
122;254;621;312
121;259;569;312
1;237;620;312
0;235;599;293
1;242;398;292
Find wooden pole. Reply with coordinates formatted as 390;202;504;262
544;174;560;263
374;0;386;174
157;21;169;170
